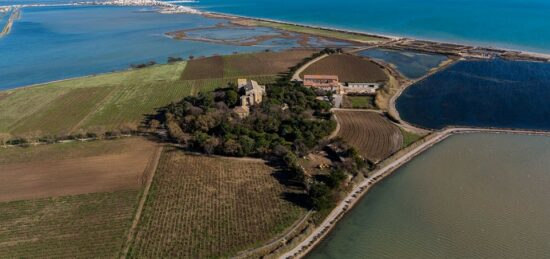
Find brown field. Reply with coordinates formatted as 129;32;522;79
181;56;224;80
0;190;138;258
129;149;307;258
223;49;315;77
0;137;159;202
301;54;388;83
335;110;402;162
181;50;315;80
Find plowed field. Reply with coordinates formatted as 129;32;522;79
335;110;402;162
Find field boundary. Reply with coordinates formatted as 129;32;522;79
280;127;550;258
120;145;163;259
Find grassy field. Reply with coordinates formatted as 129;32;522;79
0;137;158;202
0;50;307;138
129;149;307;258
233;19;385;43
335;110;402;162
342;95;376;109
301;54;388;83
0;62;190;136
0;190;139;258
400;128;423;148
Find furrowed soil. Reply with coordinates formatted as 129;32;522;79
128;149;307;258
335;110;402;162
301;54;388;83
0;190;139;258
0;137;158;202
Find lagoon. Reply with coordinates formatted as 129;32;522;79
308;133;550;259
0;5;301;90
396;59;550;130
358;48;448;79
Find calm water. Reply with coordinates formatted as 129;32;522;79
309;133;550;259
358;48;448;79
396;59;550;130
185;0;550;54
0;5;302;90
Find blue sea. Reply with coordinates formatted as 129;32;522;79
185;0;550;54
396;59;550;130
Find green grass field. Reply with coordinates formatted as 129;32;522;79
400;128;423;148
346;96;376;109
0;53;286;138
0;190;139;258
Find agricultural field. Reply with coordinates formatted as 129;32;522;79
0;190;138;258
0;62;190;136
182;49;315;80
334;110;402;162
223;49;316;77
0;137;158;202
129;149;307;258
0;50;311;138
301;54;388;83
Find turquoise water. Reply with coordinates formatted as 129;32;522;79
308;133;550;258
0;6;302;90
186;0;550;54
358;48;448;79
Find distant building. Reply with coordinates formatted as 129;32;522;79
232;79;266;118
303;75;340;92
237;78;266;106
342;82;382;95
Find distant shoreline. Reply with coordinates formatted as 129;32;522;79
199;11;550;61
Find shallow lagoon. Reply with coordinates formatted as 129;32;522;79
396;59;550;130
358;48;448;79
308;133;550;259
0;6;304;89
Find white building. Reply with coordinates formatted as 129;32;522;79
342;82;382;95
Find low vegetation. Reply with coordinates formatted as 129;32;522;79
128;150;307;258
232;19;386;43
342;95;377;109
0;190;139;258
335;110;402;162
400;128;423;148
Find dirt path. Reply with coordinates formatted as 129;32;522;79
120;145;163;259
280;127;550;258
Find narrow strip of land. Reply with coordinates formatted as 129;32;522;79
281;127;550;258
0;8;20;38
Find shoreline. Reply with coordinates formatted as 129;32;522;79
280;127;550;258
200;11;550;61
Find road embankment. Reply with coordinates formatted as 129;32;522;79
280;127;550;258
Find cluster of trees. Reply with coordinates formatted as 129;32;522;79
149;49;369;212
153;78;335;158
